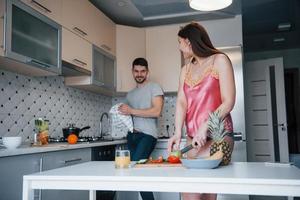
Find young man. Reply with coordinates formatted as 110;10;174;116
119;57;164;200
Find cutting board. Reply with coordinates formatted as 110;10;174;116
134;162;182;168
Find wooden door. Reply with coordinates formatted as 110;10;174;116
245;57;289;162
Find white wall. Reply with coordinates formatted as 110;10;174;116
198;15;243;47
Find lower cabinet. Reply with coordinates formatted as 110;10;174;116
0;153;42;200
41;148;92;200
0;148;91;200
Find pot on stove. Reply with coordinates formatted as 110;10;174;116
62;124;90;138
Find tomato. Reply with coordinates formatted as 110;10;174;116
149;156;164;163
167;155;181;163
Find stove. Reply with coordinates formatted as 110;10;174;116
48;136;114;143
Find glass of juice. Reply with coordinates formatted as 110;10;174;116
115;149;131;169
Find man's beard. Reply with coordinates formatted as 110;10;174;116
134;76;146;84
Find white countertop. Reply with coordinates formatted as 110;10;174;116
23;161;300;200
0;140;127;158
0;138;173;158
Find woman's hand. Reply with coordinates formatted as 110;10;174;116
192;124;208;149
167;134;181;154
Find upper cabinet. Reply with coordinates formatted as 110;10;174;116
62;27;92;72
0;0;62;76
61;0;116;55
145;25;181;92
116;25;146;92
64;44;116;96
0;0;4;56
20;0;62;23
93;45;116;90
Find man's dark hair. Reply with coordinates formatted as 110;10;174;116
132;57;148;70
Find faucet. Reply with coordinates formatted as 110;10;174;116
99;112;109;138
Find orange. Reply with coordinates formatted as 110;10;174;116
67;134;78;144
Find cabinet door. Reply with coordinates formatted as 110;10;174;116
146;25;181;92
62;27;92;71
6;0;61;72
0;0;4;56
0;154;41;200
93;11;116;55
20;0;62;23
41;148;91;200
61;0;91;40
116;25;145;92
42;148;91;170
62;0;115;55
93;45;116;90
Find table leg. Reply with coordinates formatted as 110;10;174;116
89;190;96;200
22;179;34;200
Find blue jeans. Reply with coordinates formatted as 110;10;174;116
127;131;157;200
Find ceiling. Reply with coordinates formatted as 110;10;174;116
90;0;300;52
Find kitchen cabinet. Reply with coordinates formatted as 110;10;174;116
0;153;42;200
92;45;116;90
20;0;62;23
64;44;116;96
0;148;91;200
41;148;91;200
62;27;92;71
145;25;181;92
0;0;4;56
0;0;62;76
61;0;115;55
116;25;146;92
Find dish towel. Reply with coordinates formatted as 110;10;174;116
109;103;133;132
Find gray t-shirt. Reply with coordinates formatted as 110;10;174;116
126;82;164;138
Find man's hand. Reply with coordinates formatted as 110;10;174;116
118;104;133;115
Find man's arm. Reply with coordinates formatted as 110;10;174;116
119;96;164;118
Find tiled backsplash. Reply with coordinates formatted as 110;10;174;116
0;69;178;141
0;70;112;141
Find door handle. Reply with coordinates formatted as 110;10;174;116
274;123;287;131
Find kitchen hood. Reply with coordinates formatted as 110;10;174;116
61;61;91;76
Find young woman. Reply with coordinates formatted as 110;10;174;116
167;22;236;200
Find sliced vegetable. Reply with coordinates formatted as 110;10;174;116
137;159;148;164
149;156;164;164
167;155;181;163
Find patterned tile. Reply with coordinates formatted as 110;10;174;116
0;69;180;141
0;70;112;141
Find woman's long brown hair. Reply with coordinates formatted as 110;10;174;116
178;22;223;58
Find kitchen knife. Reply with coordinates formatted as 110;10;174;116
180;144;194;154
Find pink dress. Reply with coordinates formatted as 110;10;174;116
184;64;233;138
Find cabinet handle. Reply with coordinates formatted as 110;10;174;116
101;44;111;51
1;15;5;51
73;58;87;66
31;0;52;13
27;59;52;68
73;27;88;36
64;158;82;164
38;157;43;200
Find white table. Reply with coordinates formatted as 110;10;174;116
22;161;300;200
